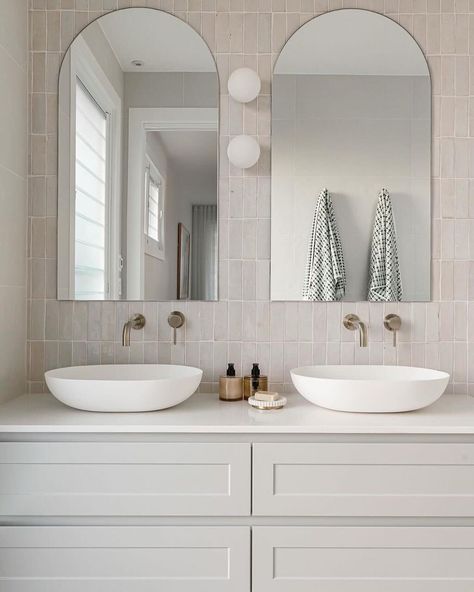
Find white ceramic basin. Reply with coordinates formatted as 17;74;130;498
45;364;203;412
290;365;449;413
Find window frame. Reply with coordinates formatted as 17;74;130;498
144;155;165;261
63;36;122;300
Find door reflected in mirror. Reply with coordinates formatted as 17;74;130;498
271;9;431;302
58;8;218;301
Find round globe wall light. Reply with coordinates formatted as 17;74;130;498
227;67;261;103
227;135;261;169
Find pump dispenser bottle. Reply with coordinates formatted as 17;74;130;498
219;363;243;401
243;363;268;399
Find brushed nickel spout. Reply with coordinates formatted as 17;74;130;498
343;314;368;347
122;313;146;347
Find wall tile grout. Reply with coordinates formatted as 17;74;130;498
26;0;474;395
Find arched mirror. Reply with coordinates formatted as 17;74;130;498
58;8;218;301
271;9;431;302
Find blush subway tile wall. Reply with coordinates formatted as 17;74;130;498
27;0;474;395
0;0;28;403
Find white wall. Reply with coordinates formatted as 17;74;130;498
274;9;429;77
0;0;27;401
81;22;124;99
124;72;218;109
271;73;431;302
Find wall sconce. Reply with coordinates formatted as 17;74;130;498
227;67;261;103
227;135;261;169
227;68;261;168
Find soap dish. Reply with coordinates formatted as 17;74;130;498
248;395;287;410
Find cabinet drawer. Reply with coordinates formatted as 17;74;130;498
253;526;474;592
0;442;250;516
253;443;474;516
0;526;250;592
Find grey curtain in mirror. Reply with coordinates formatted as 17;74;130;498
57;8;218;301
271;9;431;302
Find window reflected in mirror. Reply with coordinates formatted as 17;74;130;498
74;80;110;300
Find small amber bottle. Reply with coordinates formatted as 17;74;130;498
243;363;268;400
219;363;243;401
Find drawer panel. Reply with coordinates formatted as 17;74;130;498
253;443;474;516
0;442;250;516
0;526;250;592
253;526;474;592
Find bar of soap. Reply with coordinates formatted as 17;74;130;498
255;390;279;402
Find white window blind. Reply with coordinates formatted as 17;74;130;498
147;173;160;242
145;157;164;259
74;79;108;299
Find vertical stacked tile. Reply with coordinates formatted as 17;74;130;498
26;0;474;395
0;1;28;402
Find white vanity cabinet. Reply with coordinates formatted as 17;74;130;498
1;393;474;590
253;442;474;516
252;526;474;592
0;526;250;592
0;441;252;591
0;442;250;516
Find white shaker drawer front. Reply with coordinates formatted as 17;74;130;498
0;526;250;592
0;442;250;516
253;526;474;592
253;443;474;516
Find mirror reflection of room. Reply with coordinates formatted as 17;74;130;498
57;8;218;301
271;10;431;302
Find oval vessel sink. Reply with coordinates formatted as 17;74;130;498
290;365;449;413
45;364;203;412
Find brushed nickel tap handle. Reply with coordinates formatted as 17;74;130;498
168;311;185;345
384;313;401;347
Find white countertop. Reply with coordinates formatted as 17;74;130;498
0;392;473;434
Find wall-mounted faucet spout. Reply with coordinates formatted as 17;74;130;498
343;314;368;348
122;314;146;347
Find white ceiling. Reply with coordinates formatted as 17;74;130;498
98;8;216;73
150;130;217;180
275;9;429;76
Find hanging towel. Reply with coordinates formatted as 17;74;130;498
368;188;402;301
303;188;346;301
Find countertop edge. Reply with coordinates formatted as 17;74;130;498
1;426;474;434
1;393;474;435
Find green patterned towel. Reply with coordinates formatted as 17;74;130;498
303;188;346;301
368;188;402;302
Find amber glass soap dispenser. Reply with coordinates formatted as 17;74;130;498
243;363;268;400
219;363;243;401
